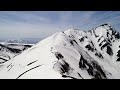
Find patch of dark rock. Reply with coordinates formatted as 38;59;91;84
116;50;120;61
85;44;94;52
100;24;108;26
23;48;27;51
0;57;8;62
112;29;116;35
79;37;84;42
99;39;106;47
23;45;32;51
70;39;78;45
117;58;120;61
7;47;22;53
70;40;74;45
87;66;94;76
54;60;72;76
60;60;70;74
107;39;111;43
73;40;78;45
7;44;18;46
79;55;107;79
99;43;102;47
110;36;113;40
85;36;87;38
90;41;94;47
107;32;109;37
98;36;103;42
79;55;90;69
24;45;32;48
109;28;113;31
55;52;64;60
106;46;113;56
115;33;120;39
92;61;106;78
0;44;5;47
95;52;104;59
62;31;65;34
101;42;112;50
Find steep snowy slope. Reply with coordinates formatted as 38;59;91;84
0;24;120;79
0;43;33;64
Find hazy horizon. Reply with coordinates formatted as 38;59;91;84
0;11;120;39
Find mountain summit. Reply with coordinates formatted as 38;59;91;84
0;24;120;79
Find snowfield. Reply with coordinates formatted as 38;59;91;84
0;24;120;79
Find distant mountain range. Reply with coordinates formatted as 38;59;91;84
0;38;44;44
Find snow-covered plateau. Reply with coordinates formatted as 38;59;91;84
0;24;120;79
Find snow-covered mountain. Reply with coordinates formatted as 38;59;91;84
0;24;120;79
4;39;33;44
0;43;33;64
6;39;26;43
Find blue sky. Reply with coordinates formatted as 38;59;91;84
0;11;120;39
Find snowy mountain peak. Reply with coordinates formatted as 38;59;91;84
1;24;120;79
94;24;119;38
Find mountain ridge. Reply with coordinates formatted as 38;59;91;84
0;24;120;79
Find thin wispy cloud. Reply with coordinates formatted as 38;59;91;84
0;11;120;39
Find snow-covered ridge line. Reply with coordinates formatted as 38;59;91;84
0;23;120;79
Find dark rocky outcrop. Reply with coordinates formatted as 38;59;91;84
79;55;107;79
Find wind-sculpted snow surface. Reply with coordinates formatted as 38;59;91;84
1;24;120;79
